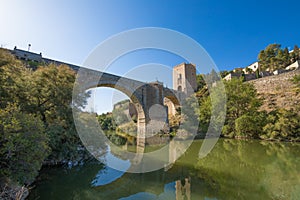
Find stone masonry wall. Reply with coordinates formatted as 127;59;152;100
249;70;300;112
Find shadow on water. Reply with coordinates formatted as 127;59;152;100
28;139;300;200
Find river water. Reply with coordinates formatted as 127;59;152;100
28;139;300;200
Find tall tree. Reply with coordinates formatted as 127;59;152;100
196;74;206;91
258;44;281;71
197;78;262;137
27;64;87;162
0;50;31;110
0;49;49;186
290;45;300;63
258;44;299;71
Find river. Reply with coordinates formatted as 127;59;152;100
28;139;300;200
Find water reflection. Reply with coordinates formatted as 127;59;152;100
29;139;300;200
120;182;176;200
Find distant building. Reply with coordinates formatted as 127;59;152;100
223;72;257;81
12;46;42;62
285;60;300;71
243;61;260;74
233;67;243;73
223;72;242;81
10;47;80;71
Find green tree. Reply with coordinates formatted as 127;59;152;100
258;44;280;71
198;96;212;133
197;78;262;138
290;45;300;63
27;64;86;162
0;50;31;110
224;78;262;137
0;49;21;67
258;44;281;71
258;44;297;72
262;109;300;141
181;95;200;134
0;49;90;195
0;104;49;185
97;112;116;131
0;49;49;186
197;82;226;135
235;112;267;138
196;74;206;91
220;70;230;78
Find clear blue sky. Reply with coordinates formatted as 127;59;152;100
1;0;300;113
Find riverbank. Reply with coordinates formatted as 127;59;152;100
0;180;28;200
0;147;94;200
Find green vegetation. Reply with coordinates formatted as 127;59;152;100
180;43;300;141
188;72;300;141
292;74;300;92
222;78;262;137
258;44;300;72
97;112;116;131
195;77;262;137
196;74;206;91
0;104;49;184
262;108;300;142
97;101;132;133
0;49;89;194
97;100;136;145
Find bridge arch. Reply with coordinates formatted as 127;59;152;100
163;88;182;107
74;69;149;137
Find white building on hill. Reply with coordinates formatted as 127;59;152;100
286;60;300;70
243;61;260;74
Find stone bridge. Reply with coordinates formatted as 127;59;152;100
11;47;198;164
76;67;186;138
10;47;195;137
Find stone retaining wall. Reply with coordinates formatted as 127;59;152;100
249;70;300;111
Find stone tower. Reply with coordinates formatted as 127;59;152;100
173;63;197;96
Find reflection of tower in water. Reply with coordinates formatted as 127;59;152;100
175;177;191;200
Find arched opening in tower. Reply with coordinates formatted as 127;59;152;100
177;85;182;92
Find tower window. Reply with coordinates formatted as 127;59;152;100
178;73;182;84
178;86;182;92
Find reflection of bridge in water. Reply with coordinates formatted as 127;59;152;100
92;141;208;200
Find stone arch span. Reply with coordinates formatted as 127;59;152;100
163;88;183;107
76;69;148;136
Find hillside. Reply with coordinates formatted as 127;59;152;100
249;70;300;112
